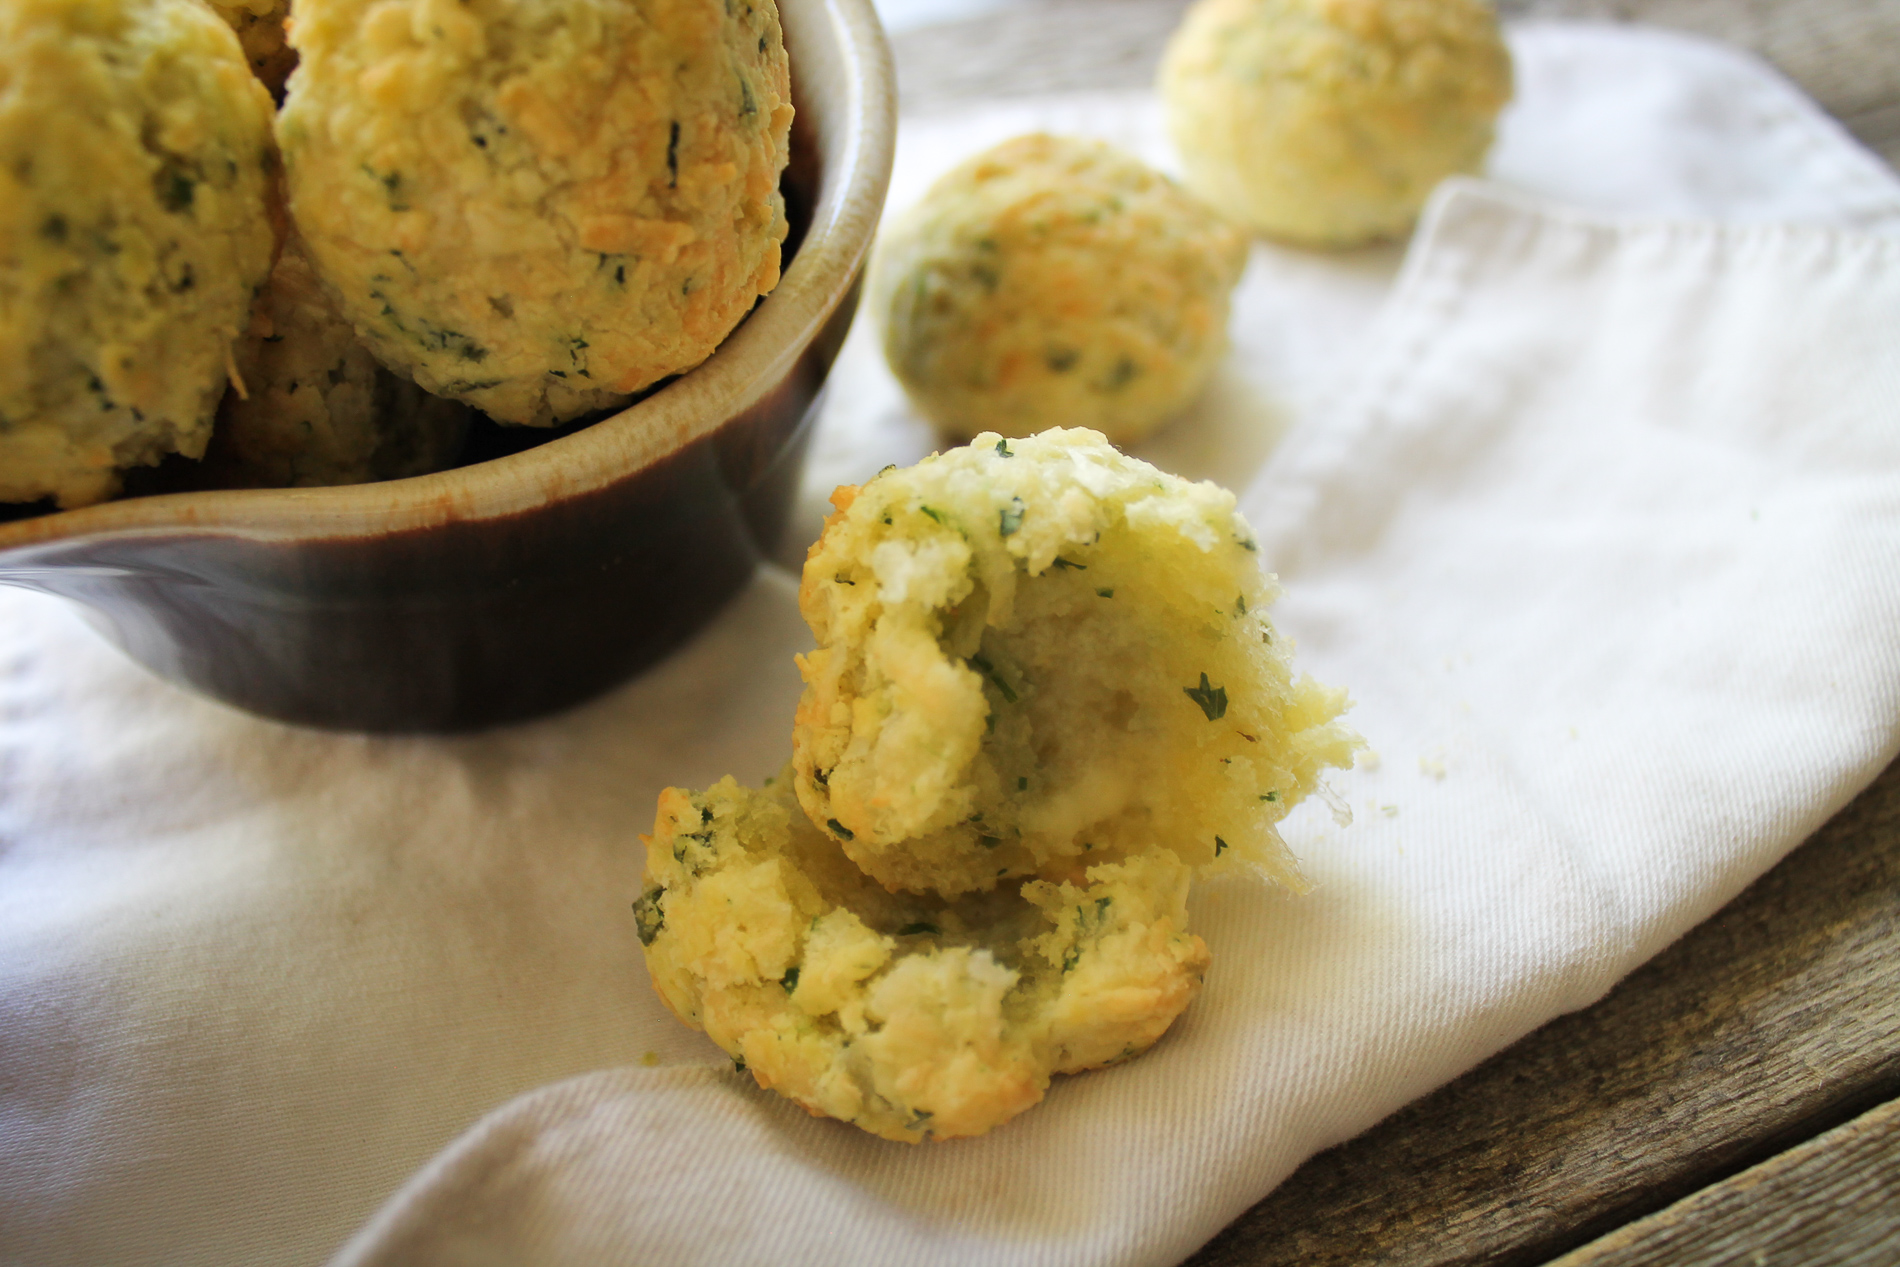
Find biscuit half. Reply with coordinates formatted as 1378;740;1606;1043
638;773;1211;1142
793;428;1359;898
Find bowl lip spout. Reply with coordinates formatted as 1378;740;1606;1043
0;0;896;554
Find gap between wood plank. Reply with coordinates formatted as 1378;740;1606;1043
1545;1096;1900;1267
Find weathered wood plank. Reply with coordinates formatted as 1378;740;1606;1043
1547;1096;1900;1267
890;0;1189;112
1501;0;1900;165
1181;756;1900;1267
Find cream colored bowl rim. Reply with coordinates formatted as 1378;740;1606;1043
0;0;895;550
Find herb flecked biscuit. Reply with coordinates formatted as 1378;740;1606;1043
1159;0;1512;247
0;0;276;508
277;0;792;426
875;135;1247;444
210;240;470;487
638;773;1213;1141
793;428;1360;898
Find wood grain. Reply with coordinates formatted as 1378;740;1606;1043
1548;1096;1900;1267
1182;758;1900;1267
1500;0;1900;165
891;3;1900;1265
891;0;1900;165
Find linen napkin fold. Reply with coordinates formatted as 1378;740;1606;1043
2;22;1899;1267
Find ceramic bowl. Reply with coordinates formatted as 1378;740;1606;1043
0;0;894;732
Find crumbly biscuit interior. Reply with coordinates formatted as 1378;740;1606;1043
793;427;1358;897
639;773;1210;1142
638;430;1360;1143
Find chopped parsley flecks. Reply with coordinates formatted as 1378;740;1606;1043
826;818;854;840
1261;790;1281;802
999;498;1025;537
1214;836;1228;857
157;169;194;213
919;505;946;524
994;438;1013;457
1236;594;1248;615
967;653;1018;703
1237;537;1258;552
1096;588;1114;598
1018;776;1029;791
1185;673;1228;721
897;922;940;937
781;966;800;993
1051;557;1086;571
632;888;666;945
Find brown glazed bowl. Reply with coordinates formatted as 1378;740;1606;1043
0;0;894;732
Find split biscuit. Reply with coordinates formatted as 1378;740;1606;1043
638;772;1211;1142
793;427;1359;898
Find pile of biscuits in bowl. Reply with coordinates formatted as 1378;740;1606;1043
0;0;893;730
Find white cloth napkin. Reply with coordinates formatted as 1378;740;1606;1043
789;21;1900;558
3;22;1899;1267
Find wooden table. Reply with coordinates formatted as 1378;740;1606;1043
891;3;1900;1263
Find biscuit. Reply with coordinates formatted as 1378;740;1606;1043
277;0;793;426
638;772;1211;1142
1159;0;1512;247
793;428;1360;898
210;240;470;487
0;0;276;507
874;134;1247;444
